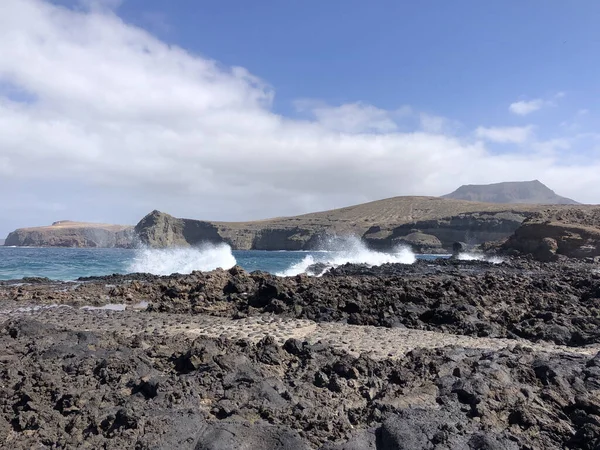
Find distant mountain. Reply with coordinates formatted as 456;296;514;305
442;180;579;205
0;239;4;246
4;221;134;248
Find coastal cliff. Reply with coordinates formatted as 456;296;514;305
134;197;557;252
502;207;600;260
4;221;134;248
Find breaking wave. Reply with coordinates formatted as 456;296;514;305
457;252;504;264
276;236;416;276
128;244;237;275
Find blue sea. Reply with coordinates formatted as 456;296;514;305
0;239;452;281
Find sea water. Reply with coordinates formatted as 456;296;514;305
0;238;457;281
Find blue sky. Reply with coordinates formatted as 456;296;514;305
118;0;599;126
51;0;600;124
0;0;599;235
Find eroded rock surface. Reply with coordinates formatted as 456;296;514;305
502;207;600;260
5;259;596;347
3;258;600;448
2;310;600;449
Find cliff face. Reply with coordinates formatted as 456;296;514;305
135;197;570;252
134;211;222;248
4;221;134;248
134;211;327;250
502;207;600;261
363;212;528;251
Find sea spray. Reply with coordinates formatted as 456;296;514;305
128;243;237;275
457;252;504;264
276;236;416;276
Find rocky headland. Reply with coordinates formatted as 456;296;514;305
4;221;134;248
4;182;592;253
135;202;600;258
2;258;600;449
134;198;549;253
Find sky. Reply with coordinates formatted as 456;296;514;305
1;0;600;236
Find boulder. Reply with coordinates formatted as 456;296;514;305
452;241;468;255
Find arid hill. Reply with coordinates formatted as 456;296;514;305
135;196;586;252
4;221;134;248
443;180;579;204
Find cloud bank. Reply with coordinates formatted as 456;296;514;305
0;0;598;235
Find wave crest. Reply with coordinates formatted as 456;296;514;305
276;236;416;276
457;252;504;264
128;243;236;275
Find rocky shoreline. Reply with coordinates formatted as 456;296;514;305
2;258;600;448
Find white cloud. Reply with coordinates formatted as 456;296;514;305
509;99;547;116
419;113;448;134
0;0;598;234
532;138;571;154
79;0;123;11
295;101;400;133
475;126;533;144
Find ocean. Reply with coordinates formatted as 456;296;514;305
0;238;457;281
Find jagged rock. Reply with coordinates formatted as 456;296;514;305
5;258;600;347
4;260;600;449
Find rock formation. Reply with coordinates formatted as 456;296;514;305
502;207;600;260
4;221;134;248
3;258;600;449
443;180;579;204
135;198;556;252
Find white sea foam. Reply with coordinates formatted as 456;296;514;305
128;244;237;275
80;301;148;311
457;252;504;264
276;236;416;276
